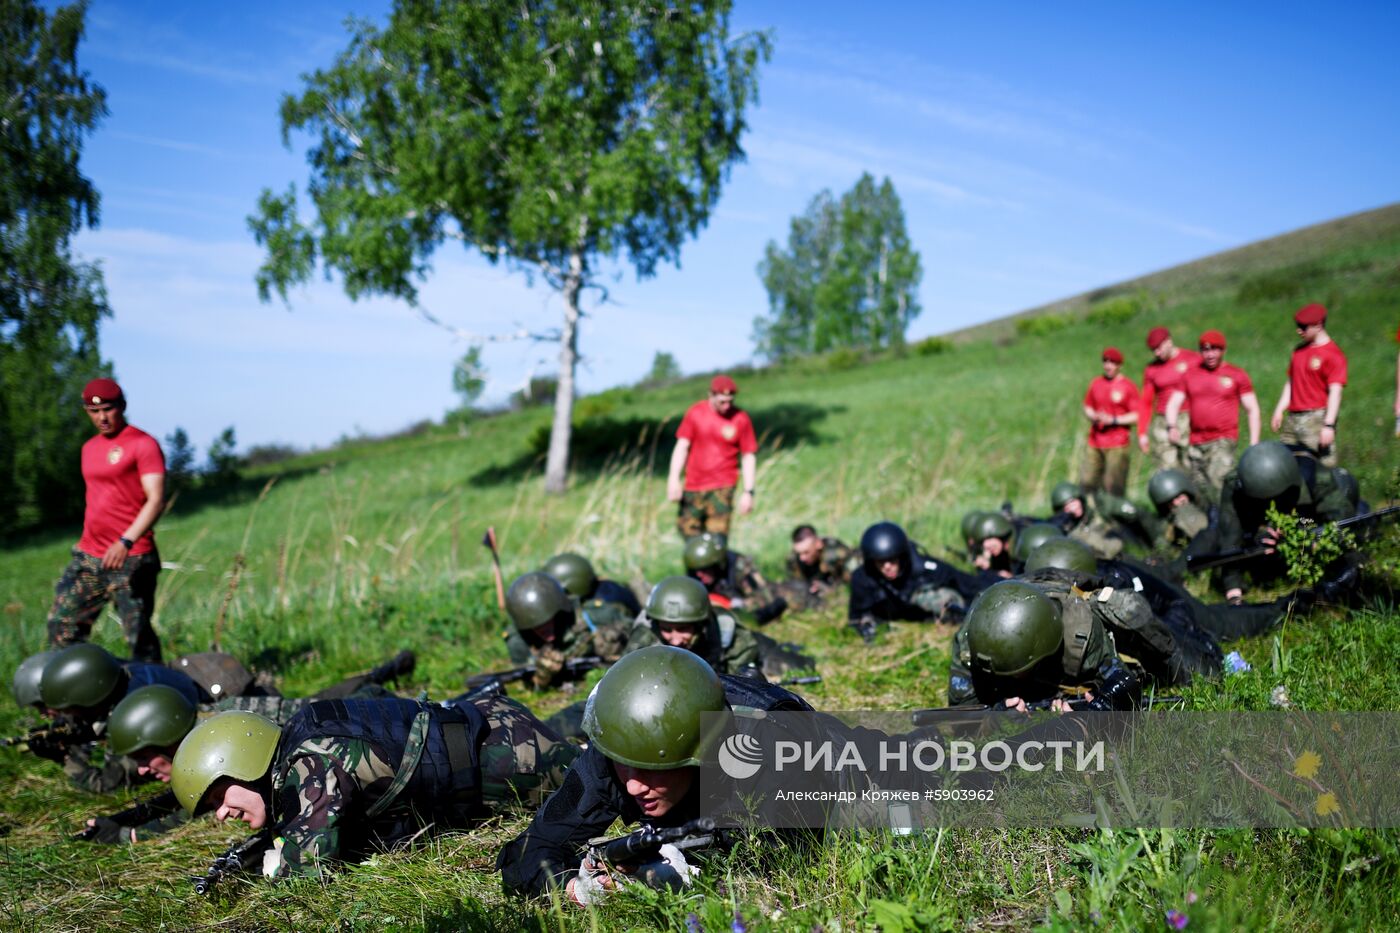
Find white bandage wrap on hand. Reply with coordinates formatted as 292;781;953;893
569;858;611;906
636;843;700;890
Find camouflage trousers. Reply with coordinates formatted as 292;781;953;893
909;584;965;622
474;694;580;811
1146;412;1191;472
1279;409;1336;467
47;547;162;662
1068;516;1125;560
677;486;734;538
1186;438;1237;506
1080;445;1130;497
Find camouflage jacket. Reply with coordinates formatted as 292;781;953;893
503;612;628;683
623;608;761;676
266;695;576;879
947;578;1123;707
692;551;770;603
1152;500;1210;552
783;537;859;589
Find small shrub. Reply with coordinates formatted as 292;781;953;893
1265;504;1355;587
824;346;864;371
914;336;952;356
1015;312;1074;337
1085;291;1151;326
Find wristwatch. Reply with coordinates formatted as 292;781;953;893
119;536;134;548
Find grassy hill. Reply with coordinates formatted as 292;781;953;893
1;204;1398;930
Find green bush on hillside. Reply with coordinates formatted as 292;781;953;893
1085;291;1152;326
1015;311;1075;337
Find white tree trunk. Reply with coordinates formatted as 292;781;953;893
543;249;583;494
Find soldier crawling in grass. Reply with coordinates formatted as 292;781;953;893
170;693;578;879
847;521;988;644
682;533;789;624
780;525;860;609
540;552;641;630
502;572;629;688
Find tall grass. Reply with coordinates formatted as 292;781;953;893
2;207;1399;930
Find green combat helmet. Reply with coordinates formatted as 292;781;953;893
505;571;573;633
108;685;198;757
11;650;58;709
541;553;597;600
1012;524;1065;563
971;512;1014;544
965;581;1063;677
1051;482;1084;512
1024;538;1098;574
1238;441;1302;501
171;710;281;815
580;646;726;768
646;576;711;624
960;511;990;544
39;644;122;710
1147;469;1196;511
683;534;728;573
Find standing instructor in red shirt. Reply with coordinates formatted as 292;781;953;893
666;374;757;539
1270;303;1346;467
1165;331;1261;505
1081;347;1140;497
46;378;167;662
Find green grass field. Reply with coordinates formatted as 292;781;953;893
2;204;1399;931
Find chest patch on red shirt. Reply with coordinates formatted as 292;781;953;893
107;446;123;466
1219;376;1233;388
1110;390;1123;403
1309;356;1322;370
721;425;737;441
1175;362;1187;373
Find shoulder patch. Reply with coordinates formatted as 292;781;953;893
1131;576;1143;592
1097;587;1114;602
923;560;939;571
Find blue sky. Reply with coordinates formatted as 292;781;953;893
70;0;1400;453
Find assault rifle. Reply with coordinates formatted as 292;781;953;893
1186;504;1400;573
76;789;180;841
1;718;93;751
193;826;279;895
464;655;605;690
911;693;1184;726
778;675;822;687
586;817;718;869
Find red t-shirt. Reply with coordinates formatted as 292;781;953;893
1083;374;1140;448
78;424;164;557
1139;349;1202;437
1287;340;1347;411
676;400;757;491
1180;362;1254;443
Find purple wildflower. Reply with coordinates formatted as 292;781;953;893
731;913;748;933
1166;909;1189;930
686;913;703;933
1185;891;1198;905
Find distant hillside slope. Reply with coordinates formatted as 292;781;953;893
949;201;1400;344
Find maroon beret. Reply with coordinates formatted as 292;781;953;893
1102;347;1124;364
1145;326;1170;350
1199;330;1227;349
82;378;123;406
710;374;738;395
1294;303;1327;327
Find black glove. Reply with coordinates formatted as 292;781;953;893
77;817;127;844
26;731;69;763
